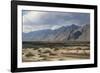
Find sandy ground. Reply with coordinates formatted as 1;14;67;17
22;46;90;62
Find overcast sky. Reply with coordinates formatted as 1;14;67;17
22;10;90;33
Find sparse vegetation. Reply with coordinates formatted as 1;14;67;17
22;42;90;62
25;52;34;57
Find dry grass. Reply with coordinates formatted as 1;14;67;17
22;46;90;62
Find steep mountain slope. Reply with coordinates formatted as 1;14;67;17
77;24;90;41
68;24;90;41
23;24;90;42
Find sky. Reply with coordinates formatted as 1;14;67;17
22;10;90;33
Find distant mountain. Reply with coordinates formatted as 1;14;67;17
76;24;90;41
67;24;90;41
22;24;90;42
23;29;52;41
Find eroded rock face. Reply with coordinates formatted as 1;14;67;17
22;46;90;62
23;24;90;42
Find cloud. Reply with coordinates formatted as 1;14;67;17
22;10;90;32
51;25;63;30
23;11;73;25
23;11;45;25
23;24;52;33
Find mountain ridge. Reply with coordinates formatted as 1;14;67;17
22;24;90;42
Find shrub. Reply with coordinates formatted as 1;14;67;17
25;52;34;57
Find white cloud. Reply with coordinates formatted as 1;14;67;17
22;10;90;33
51;25;62;30
23;24;52;33
23;11;45;25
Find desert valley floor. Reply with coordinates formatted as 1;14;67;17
22;43;90;62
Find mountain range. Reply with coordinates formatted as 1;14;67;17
22;24;90;42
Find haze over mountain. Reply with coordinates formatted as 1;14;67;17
22;24;90;42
